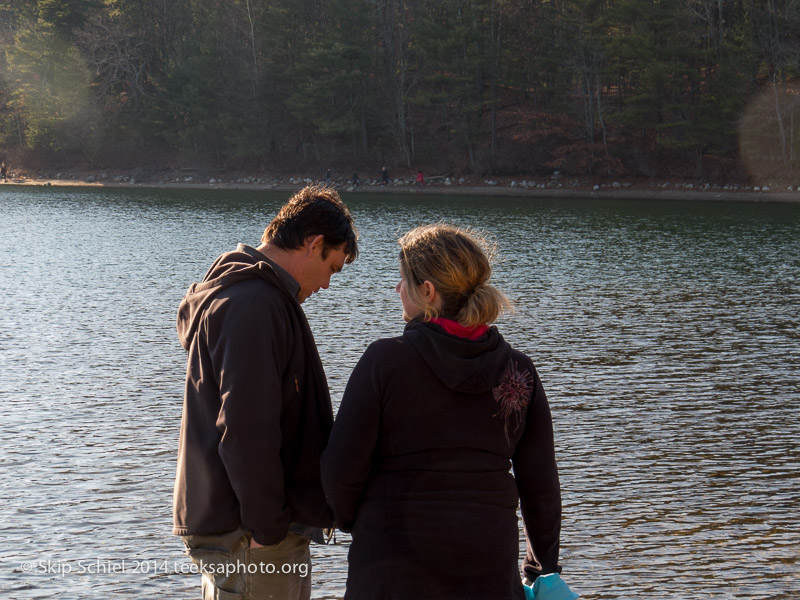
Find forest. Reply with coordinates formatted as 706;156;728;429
1;0;799;182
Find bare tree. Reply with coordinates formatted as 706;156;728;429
74;14;152;114
754;0;800;166
373;0;420;167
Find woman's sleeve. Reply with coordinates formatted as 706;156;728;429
512;366;563;580
320;344;383;533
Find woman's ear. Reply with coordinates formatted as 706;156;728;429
420;280;437;304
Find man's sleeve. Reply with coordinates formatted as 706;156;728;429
206;287;292;545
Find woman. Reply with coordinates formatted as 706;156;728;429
321;224;563;599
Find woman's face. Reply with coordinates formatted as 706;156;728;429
396;273;423;322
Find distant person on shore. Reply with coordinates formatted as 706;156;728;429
1;162;7;182
416;170;425;188
174;185;359;600
381;166;389;186
322;224;571;599
351;171;360;187
325;168;331;186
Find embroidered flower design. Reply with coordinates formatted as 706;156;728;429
492;360;533;441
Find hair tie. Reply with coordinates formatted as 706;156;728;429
465;282;482;297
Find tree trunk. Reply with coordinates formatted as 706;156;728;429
489;0;500;170
244;0;259;102
772;80;788;165
377;0;412;167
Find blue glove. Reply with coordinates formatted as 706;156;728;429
523;573;579;600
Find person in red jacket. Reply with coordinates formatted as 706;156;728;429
322;224;564;599
174;185;358;600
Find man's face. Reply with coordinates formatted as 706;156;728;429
296;238;347;303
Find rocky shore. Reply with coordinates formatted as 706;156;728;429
3;167;800;203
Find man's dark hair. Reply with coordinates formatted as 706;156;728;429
261;185;358;262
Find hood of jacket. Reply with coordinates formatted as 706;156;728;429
177;245;291;350
404;319;512;394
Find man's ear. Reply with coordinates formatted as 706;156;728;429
304;234;325;257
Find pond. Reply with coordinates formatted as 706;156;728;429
1;186;798;598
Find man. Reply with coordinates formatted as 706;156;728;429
173;185;358;600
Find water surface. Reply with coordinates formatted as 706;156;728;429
1;186;798;598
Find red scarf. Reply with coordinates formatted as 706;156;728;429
430;317;489;340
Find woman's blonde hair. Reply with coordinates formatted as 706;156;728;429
398;224;511;327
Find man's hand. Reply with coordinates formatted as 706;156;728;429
249;537;265;548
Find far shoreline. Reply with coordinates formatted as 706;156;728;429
3;170;800;203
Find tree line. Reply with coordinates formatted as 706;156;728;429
1;0;799;181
